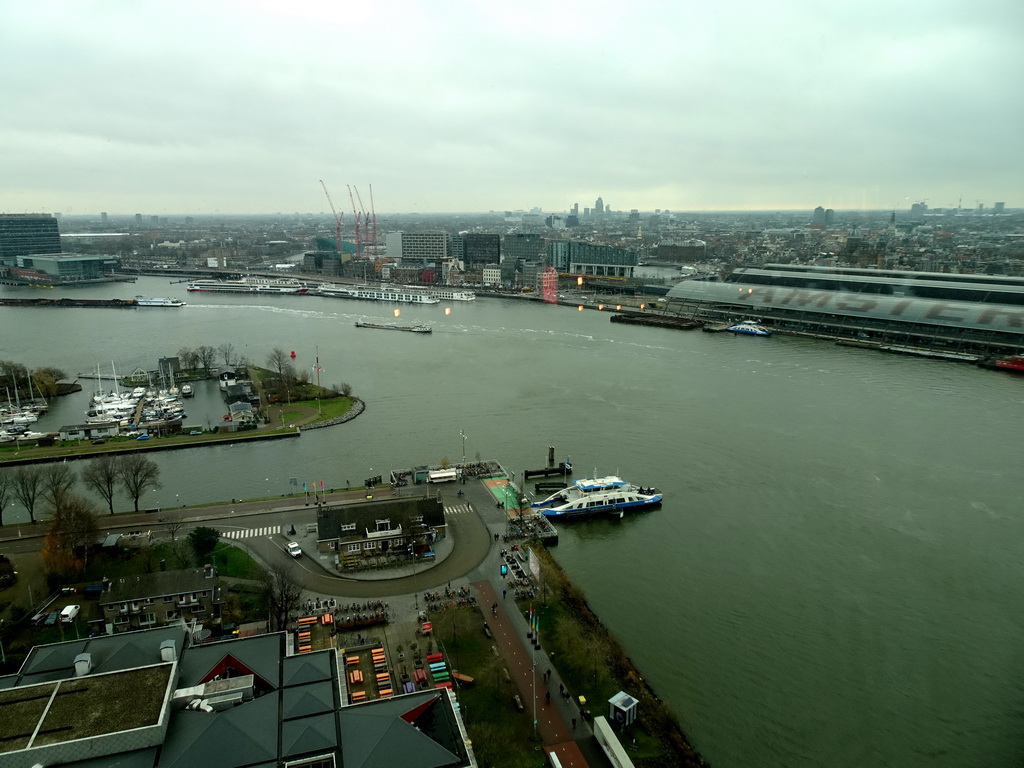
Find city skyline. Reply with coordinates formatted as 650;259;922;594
2;0;1022;216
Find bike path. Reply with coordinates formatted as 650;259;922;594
473;579;598;768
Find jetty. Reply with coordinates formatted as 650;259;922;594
523;462;572;480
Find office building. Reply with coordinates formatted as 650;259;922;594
384;232;452;266
0;214;62;261
462;233;500;266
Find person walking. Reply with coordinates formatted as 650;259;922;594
502;589;506;599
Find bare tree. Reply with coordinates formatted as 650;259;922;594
41;462;77;509
118;454;161;512
266;347;289;377
176;346;200;374
82;455;121;514
12;465;44;523
258;561;303;632
32;366;67;397
196;345;217;376
0;469;12;526
217;342;236;367
42;493;99;576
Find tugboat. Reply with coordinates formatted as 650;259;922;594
978;354;1024;373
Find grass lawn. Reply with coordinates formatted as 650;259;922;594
210;542;259;578
428;605;543;768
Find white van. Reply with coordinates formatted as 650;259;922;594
60;604;80;623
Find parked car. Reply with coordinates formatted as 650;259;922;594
287;542;302;558
136;434;151;441
91;439;105;445
60;605;80;623
189;430;203;435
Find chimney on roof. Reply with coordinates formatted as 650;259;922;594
74;653;93;677
160;639;177;662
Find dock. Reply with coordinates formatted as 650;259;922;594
523;463;572;480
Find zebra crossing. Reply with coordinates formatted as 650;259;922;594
444;504;473;516
222;525;281;540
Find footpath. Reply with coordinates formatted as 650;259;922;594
474;578;611;768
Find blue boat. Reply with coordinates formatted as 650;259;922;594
727;320;771;336
532;475;662;520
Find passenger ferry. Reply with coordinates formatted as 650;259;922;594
316;284;440;305
186;277;310;294
727;320;771;336
135;296;186;307
531;475;662;520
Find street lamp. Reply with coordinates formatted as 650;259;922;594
459;429;466;466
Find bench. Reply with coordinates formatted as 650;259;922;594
346;655;359;666
298;616;318;626
350;691;366;702
435;681;453;689
321;613;333;625
426;653;444;663
348;670;363;685
298;644;312;654
428;661;447;671
376;672;390;684
378;687;393;697
414;669;427;682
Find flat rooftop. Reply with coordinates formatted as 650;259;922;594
0;663;172;754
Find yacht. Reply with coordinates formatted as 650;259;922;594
187;277;309;294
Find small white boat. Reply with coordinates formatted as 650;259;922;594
180;384;194;397
136;296;186;307
727;320;771;336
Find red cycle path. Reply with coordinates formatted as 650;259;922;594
473;579;591;768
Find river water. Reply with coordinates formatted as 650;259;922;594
4;277;1024;767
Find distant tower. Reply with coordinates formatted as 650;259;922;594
100;212;108;224
594;197;604;215
888;210;896;237
825;209;835;225
994;202;1005;214
812;206;826;226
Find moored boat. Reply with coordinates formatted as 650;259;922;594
532;475;662;520
727;320;771;336
978;354;1024;373
180;383;194;397
187;277;309;294
316;284;440;304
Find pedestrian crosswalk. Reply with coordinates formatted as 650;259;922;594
444;504;472;516
222;525;281;539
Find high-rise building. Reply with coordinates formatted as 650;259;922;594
0;213;62;261
384;232;452;266
812;206;826;226
502;233;545;265
594;197;605;215
463;234;500;266
100;212;108;224
994;202;1005;214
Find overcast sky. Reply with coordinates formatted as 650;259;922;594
2;0;1022;215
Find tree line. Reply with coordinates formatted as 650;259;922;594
0;454;161;526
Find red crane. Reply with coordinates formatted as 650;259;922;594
369;184;378;259
319;180;343;255
354;186;372;257
346;185;362;262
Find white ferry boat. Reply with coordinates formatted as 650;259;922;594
135;296;186;307
316;284;440;305
187;277;310;295
531;475;662;520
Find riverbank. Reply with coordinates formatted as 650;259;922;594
528;544;708;767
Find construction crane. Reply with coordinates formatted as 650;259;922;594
369;184;378;260
319;180;343;255
354;186;368;250
346;185;362;262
